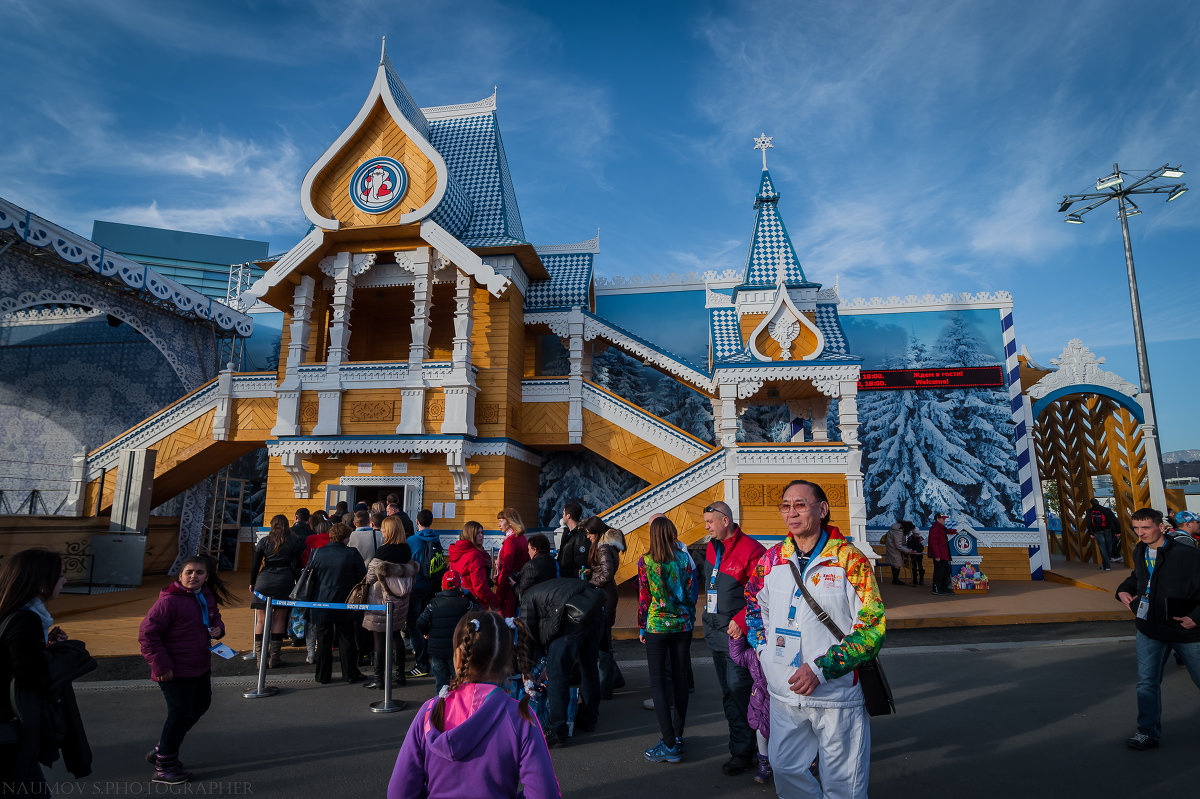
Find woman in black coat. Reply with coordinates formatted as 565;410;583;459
0;549;83;793
250;514;305;667
307;523;368;684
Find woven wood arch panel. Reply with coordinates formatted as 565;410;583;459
1032;393;1150;564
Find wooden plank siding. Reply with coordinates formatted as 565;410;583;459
262;454;539;531
739;474;851;537
310;100;438;229
579;410;687;483
613;483;725;585
871;544;1031;582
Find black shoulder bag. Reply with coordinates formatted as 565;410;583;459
787;561;895;716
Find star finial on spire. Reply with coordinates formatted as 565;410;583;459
754;133;774;171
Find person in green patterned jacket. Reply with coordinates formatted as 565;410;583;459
744;479;885;798
637;516;698;764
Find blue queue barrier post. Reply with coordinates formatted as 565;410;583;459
370;601;406;713
243;596;280;699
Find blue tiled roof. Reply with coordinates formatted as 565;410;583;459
814;304;850;356
525;253;592;309
427;112;527;247
711;308;747;362
383;56;431;139
741;169;808;288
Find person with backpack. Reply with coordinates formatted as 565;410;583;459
1087;498;1120;570
904;522;926;586
408;509;447;678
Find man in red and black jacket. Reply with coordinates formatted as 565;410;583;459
700;500;766;776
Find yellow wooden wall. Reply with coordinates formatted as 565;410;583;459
263;454;539;531
613;482;726;584
310;100;439;228
738;474;851;537
871;544;1030;581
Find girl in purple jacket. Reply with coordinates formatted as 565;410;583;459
138;555;232;786
389;611;560;799
728;620;772;784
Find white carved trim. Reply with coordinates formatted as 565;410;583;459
420;219;511;297
521;380;569;401
705;289;733;308
464;440;543;467
0;197;251;335
582;383;710;462
735;445;850;472
280;452;312;498
334;475;424;518
298;61;448;231
604;449;725;532
534;232;600;255
747;286;825;362
85;382;219;479
714;364;860;399
1026;338;1138;400
421;90;497;120
0;305;102;326
594;268;742;295
484;256;529;300
838;291;1014;313
243;227;325;306
267;437;466;457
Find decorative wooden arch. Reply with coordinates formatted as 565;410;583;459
1027;340;1148;564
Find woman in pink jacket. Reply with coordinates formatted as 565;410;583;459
138;555;233;786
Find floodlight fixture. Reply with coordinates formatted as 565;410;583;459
1056;160;1188;513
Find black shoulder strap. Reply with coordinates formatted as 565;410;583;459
786;560;847;643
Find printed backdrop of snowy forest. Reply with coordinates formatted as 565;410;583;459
536;310;1023;531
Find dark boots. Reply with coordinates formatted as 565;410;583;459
267;640;283;668
754;753;773;784
252;633;263;662
152;752;192;785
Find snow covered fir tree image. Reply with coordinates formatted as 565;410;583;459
858;313;1022;529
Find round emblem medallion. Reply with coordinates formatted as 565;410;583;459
349;157;407;214
953;534;972;555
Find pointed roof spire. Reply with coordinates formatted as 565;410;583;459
380;36;387;65
738;138;811;288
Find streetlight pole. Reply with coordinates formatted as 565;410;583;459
1059;162;1188;511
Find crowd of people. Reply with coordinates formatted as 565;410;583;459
3;490;1197;797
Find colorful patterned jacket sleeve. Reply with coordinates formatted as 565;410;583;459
743;547;774;650
813;545;886;680
637;556;649;633
683;552;699;614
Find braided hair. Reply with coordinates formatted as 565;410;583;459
429;611;537;731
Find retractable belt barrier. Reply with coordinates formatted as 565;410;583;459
242;592;407;713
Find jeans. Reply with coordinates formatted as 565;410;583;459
1094;530;1113;569
545;609;602;737
711;646;756;757
645;630;691;742
1135;632;1200;739
157;673;213;755
431;657;453;694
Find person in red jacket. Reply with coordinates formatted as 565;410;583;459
494;508;530;618
927;513;954;595
448;521;500;610
138;555;233;785
700;500;767;776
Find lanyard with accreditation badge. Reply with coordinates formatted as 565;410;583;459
706;545;723;614
786;532;827;629
1136;547;1159;620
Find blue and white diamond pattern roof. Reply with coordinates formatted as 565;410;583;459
383;56;431;140
813;304;858;361
525;253;592;309
710;308;747;361
427;112;527;248
741;169;808;288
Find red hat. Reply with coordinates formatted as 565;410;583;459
442;570;462;590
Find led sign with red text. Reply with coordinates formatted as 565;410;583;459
856;366;1005;391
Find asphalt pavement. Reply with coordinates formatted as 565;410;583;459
44;621;1199;796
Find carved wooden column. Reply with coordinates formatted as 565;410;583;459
271;274;315;436
839;378;868;551
397;247;432;435
441;268;478;436
315;252;375;436
567;307;585;444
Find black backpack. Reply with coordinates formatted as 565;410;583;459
1090;509;1109;530
419;538;448;583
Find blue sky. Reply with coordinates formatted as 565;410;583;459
1;0;1197;450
